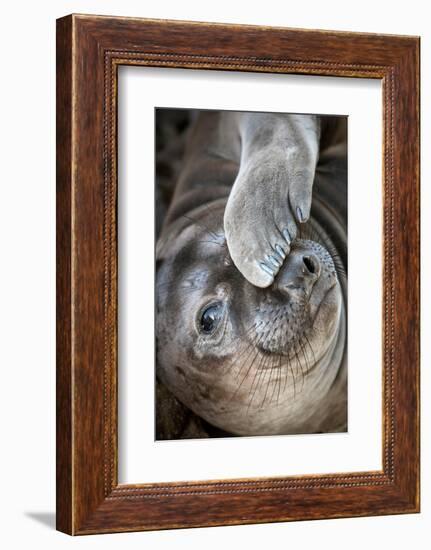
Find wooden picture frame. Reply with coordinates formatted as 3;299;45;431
56;14;420;534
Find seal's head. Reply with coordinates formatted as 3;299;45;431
156;200;345;436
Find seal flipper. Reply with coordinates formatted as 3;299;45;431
224;113;320;288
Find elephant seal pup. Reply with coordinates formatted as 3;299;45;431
156;111;347;437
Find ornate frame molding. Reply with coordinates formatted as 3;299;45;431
57;15;419;534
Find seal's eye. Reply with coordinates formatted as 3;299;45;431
199;303;223;334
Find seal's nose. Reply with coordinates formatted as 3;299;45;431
302;254;321;278
275;250;320;293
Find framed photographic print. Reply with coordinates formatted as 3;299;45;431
56;14;420;534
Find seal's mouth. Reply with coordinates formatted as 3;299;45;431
311;281;338;324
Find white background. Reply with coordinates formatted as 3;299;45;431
118;68;382;483
0;1;428;549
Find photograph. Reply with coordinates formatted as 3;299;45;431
0;0;425;546
51;10;420;537
155;108;348;440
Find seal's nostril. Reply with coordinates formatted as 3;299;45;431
303;256;316;275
